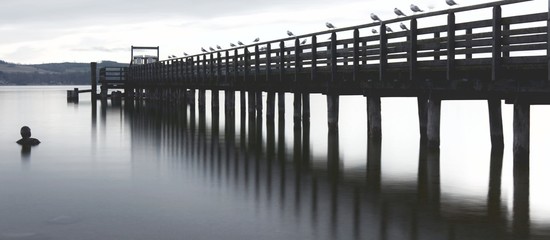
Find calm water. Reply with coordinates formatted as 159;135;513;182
0;86;549;239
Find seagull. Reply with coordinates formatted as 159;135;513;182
326;22;335;29
372;29;378;34
260;46;267;51
168;56;172;59
201;47;208;53
386;26;394;33
400;23;409;31
370;13;381;22
209;47;215;52
287;30;294;37
237;41;244;46
253;37;260;42
230;43;236;47
301;39;307;44
216;45;222;50
394;8;406;17
410;4;424;12
183;52;188;56
446;0;458;6
171;55;176;58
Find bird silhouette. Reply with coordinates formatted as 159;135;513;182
168;56;172;59
386;26;394;33
287;30;294;37
260;46;267;51
209;47;215;52
230;43;236;47
253;37;260;42
400;23;409;31
171;55;176;58
372;28;378;34
410;4;424;12
394;8;406;17
446;0;458;6
370;13;381;22
201;47;208;53
183;52;188;56
301;39;307;44
237;41;244;46
326;22;335;29
216;45;222;50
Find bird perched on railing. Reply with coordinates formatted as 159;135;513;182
201;47;208;53
372;28;378;34
386;26;394;33
171;55;176;58
209;47;215;52
216;45;222;50
410;4;424;12
326;22;336;29
400;23;409;31
237;41;244;46
370;13;381;22
394;8;406;17
253;37;260;42
446;0;458;6
287;30;294;37
168;56;172;59
183;52;188;56
260;46;267;51
301;38;307;44
230;43;237;47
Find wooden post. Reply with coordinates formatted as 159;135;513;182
488;99;504;148
409;19;418;82
492;6;502;82
311;35;317;82
352;28;360;82
279;41;286;116
303;93;310;120
379;23;387;83
513;100;530;160
418;96;428;140
427;97;441;149
267;92;275;121
367;96;381;139
212;90;219;115
90;62;97;102
198;89;206;113
225;90;235;116
327;94;339;131
294;92;301;123
447;12;456;82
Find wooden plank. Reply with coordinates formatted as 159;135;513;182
330;32;337;83
379;23;388;82
311;35;318;82
353;28;360;82
410;18;418;82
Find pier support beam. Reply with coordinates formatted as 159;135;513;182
198;89;206;113
294;92;302;123
418;96;428;140
248;91;256;116
367;96;382;139
225;90;235;116
256;91;263;115
303;93;310;121
513;101;530;160
327;94;339;131
267;92;275;122
278;92;285;116
488;99;504;148
211;90;219;116
90;62;97;102
427;97;441;149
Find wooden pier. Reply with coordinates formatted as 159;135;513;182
94;0;547;161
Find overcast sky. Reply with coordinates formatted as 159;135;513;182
0;0;545;64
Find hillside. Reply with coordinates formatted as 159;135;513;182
0;60;128;85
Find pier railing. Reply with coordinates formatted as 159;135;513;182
126;0;546;98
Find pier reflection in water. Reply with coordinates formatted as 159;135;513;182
109;90;548;240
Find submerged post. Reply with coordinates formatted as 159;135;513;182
91;62;97;102
327;94;339;131
367;96;381;139
427;97;441;149
488;99;504;148
513;100;530;160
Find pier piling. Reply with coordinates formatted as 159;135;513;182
367;96;382;139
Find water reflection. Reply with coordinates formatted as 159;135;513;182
118;96;542;240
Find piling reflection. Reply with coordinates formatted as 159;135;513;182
120;99;539;240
